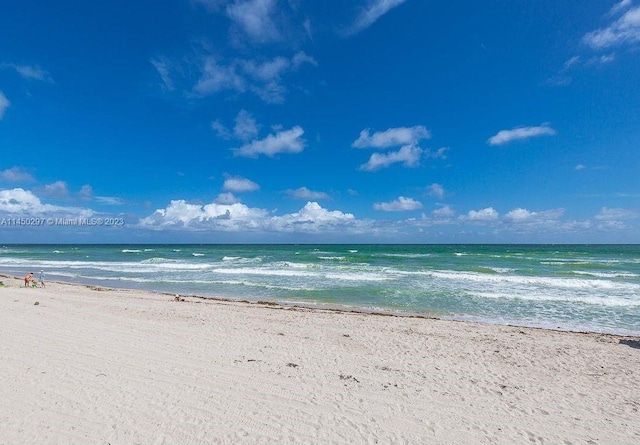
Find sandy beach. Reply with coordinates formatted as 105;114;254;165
0;274;638;444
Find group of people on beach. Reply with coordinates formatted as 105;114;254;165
24;270;45;288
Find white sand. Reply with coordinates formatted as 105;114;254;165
0;275;639;444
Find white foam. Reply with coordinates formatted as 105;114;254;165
429;269;640;292
572;271;638;279
212;267;318;278
325;272;392;282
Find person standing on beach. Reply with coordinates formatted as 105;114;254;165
24;272;33;288
38;270;45;288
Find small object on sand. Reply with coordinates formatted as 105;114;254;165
34;301;39;305
174;296;185;302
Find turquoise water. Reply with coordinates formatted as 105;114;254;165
1;244;639;335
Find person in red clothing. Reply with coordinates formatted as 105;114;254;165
24;272;34;288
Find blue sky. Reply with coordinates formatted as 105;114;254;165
1;0;639;243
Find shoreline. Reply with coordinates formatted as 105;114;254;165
1;274;639;443
2;272;636;338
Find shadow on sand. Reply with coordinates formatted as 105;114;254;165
619;339;640;349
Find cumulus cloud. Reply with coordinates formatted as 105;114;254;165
465;207;499;221
234;126;304;157
359;144;423;171
268;202;355;232
0;167;34;183
215;192;240;204
503;208;565;223
0;188;93;217
347;0;408;36
139;199;355;234
78;185;93;200
352;125;430;149
285;187;329;200
427;183;445;199
0;92;9;120
140;199;268;229
223;175;260;192
488;124;557;146
583;4;640;50
36;181;70;199
234;109;260;141
432;205;455;218
373;196;423;212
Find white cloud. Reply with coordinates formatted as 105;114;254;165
140;199;268;229
590;54;616;64
241;56;290;83
95;196;125;205
352;125;430;148
427;183;445;199
223;175;260;192
583;5;640;50
425;147;448;159
286;187;329;200
226;0;281;43
0;91;9;120
212;120;231;139
234;109;260;141
78;185;93;200
215;192;240;204
374;196;423;212
194;56;246;96
0;167;34;182
488;124;557;146
1;63;53;82
348;0;408;36
610;0;632;16
268;202;355;233
292;51;317;69
151;57;175;91
73;184;125;205
432;205;455;218
36;181;70;199
0;188;93;217
594;207;638;220
503;208;565;223
234;126;305;157
359;144;423;171
193;52;316;103
139;200;355;234
465;207;499;221
564;55;582;70
575;164;586;170
0;188;52;214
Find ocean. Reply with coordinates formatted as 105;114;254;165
1;244;639;336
